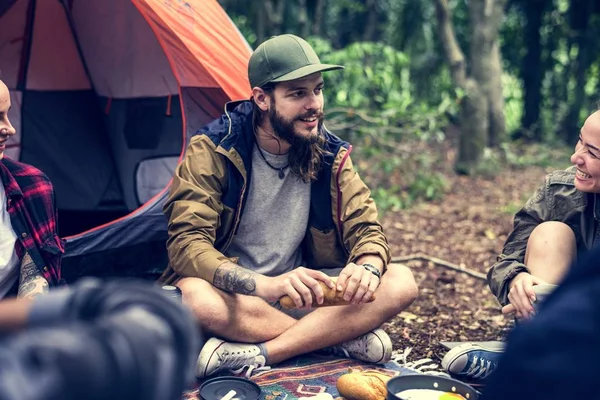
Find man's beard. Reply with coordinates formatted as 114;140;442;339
268;105;324;147
266;103;326;181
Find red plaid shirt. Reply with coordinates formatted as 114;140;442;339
0;157;64;285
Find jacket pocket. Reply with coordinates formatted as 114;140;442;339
304;226;347;268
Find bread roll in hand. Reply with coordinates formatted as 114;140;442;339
279;278;376;309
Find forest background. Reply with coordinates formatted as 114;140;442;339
218;0;599;358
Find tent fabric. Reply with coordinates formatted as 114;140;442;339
20;90;117;211
28;0;90;90
0;0;28;88
0;0;252;280
134;0;252;99
70;0;178;98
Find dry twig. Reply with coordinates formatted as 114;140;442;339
391;254;487;281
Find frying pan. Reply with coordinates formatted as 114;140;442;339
386;375;480;400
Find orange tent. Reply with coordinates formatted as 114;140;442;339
0;0;251;280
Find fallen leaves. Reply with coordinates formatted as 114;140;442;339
382;164;549;361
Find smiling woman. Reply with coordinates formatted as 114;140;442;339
571;111;600;194
484;108;600;373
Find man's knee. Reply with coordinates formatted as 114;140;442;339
380;264;418;311
176;277;230;330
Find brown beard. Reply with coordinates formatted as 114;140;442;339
253;99;329;183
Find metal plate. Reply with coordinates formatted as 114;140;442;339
387;375;479;400
199;377;262;400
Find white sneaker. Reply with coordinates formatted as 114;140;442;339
196;337;268;378
326;328;393;364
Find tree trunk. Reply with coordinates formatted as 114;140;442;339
433;0;467;89
312;0;324;36
363;0;378;42
469;0;507;149
562;0;593;143
256;5;266;45
297;0;310;38
488;41;506;147
435;0;506;174
456;81;488;175
263;0;285;35
520;0;547;141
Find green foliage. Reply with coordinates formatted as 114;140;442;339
307;39;412;110
503;72;524;134
229;14;257;47
306;38;456;212
218;0;600;210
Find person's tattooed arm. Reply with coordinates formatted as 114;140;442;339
212;262;258;295
17;252;49;299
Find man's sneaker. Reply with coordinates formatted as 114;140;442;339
326;328;393;364
196;337;268;378
441;343;504;380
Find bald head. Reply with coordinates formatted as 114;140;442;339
0;79;8;102
0;80;16;159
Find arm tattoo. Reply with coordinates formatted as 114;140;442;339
18;252;49;299
213;264;257;295
19;253;39;282
18;279;49;298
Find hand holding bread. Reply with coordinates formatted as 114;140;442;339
279;278;376;309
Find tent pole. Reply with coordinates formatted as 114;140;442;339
58;0;96;92
16;0;36;90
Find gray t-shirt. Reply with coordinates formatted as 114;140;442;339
225;144;311;276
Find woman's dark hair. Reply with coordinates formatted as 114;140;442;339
251;83;328;183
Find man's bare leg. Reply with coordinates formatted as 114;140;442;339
180;264;417;363
263;263;417;363
177;277;295;343
525;221;577;284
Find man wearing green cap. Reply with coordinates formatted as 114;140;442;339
159;34;418;378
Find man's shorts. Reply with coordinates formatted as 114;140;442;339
270;267;344;319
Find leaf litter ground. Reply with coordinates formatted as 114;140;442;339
381;165;551;364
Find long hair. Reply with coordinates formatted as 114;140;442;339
251;84;329;183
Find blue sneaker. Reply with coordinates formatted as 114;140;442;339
441;343;504;380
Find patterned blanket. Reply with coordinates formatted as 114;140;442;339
183;354;421;400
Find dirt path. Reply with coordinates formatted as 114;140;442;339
381;165;551;362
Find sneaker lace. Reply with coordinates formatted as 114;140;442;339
217;348;268;376
341;335;370;358
464;355;497;379
323;336;368;359
233;363;271;378
392;347;450;377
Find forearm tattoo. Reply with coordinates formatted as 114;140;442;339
213;264;257;295
18;252;49;299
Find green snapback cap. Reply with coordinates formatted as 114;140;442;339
248;34;344;88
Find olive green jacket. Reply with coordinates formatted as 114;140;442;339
160;101;390;285
488;167;599;305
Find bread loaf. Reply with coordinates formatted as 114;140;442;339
279;279;376;309
336;369;390;400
